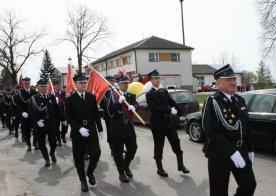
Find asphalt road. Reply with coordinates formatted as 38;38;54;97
0;123;275;196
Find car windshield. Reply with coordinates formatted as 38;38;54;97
169;91;196;103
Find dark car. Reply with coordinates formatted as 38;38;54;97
184;89;276;153
134;89;200;126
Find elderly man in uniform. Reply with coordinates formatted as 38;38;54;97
146;69;189;177
29;79;60;167
17;77;37;150
65;73;104;192
202;64;256;196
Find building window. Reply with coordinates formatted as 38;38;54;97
149;53;159;62
116;59;120;67
198;76;204;86
101;64;106;71
128;55;132;64
171;53;180;62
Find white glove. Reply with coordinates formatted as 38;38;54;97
171;107;177;115
79;127;89;137
22;112;28;118
179;116;185;121
37;119;45;128
128;105;135;111
3;113;7;116
62;120;67;126
231;151;246;168
98;132;104;141
119;95;126;104
248;152;254;164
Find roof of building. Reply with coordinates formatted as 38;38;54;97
92;36;194;65
192;64;217;74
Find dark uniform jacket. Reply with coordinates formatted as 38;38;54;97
202;90;253;162
29;93;59;130
100;89;113;122
11;94;19;117
146;88;183;131
17;89;37;115
65;92;103;139
55;90;66;121
109;92;139;136
1;96;11;116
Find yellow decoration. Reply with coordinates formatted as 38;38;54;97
127;82;144;97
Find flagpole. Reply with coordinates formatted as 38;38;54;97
90;68;146;125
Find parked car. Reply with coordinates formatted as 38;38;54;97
184;89;276;154
134;89;200;126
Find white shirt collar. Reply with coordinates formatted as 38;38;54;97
40;93;47;98
77;91;85;99
153;87;159;91
221;91;234;102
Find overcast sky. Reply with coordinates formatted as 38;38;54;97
2;0;275;83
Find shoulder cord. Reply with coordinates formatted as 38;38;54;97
3;97;11;106
31;96;47;112
11;96;16;106
19;91;30;104
213;98;243;140
105;90;114;118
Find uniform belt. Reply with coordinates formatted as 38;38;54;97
154;114;169;117
230;140;244;148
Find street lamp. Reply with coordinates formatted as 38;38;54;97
179;0;185;46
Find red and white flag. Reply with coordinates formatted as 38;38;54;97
87;68;110;104
65;63;75;96
19;73;24;89
48;77;55;94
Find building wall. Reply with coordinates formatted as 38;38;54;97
136;49;193;90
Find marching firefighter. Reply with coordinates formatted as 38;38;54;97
65;73;104;192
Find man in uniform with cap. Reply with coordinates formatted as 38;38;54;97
108;74;139;183
17;77;37;149
202;64;256;196
54;80;68;145
100;75;116;155
146;69;190;177
1;89;13;135
65;73;104;192
29;79;60;167
11;86;21;138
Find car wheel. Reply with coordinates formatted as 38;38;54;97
188;120;204;143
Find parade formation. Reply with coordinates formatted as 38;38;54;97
0;65;257;196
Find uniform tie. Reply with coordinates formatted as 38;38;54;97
231;96;236;106
81;93;84;100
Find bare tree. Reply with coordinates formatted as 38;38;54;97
212;52;240;70
0;11;44;84
257;0;276;58
63;6;110;73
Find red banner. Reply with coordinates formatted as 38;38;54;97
48;77;54;94
19;74;24;89
87;68;110;104
65;64;75;96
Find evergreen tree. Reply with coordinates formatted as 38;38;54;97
255;60;273;89
39;50;56;81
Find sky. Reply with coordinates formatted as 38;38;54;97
1;0;275;84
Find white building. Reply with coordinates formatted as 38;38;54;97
87;36;194;90
192;64;243;91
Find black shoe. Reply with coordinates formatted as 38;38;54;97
81;181;89;192
125;168;133;178
87;174;96;185
61;137;67;144
9;130;12;135
157;169;168;177
27;145;31;152
50;153;57;163
119;172;129;183
178;165;190;174
44;159;50;167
